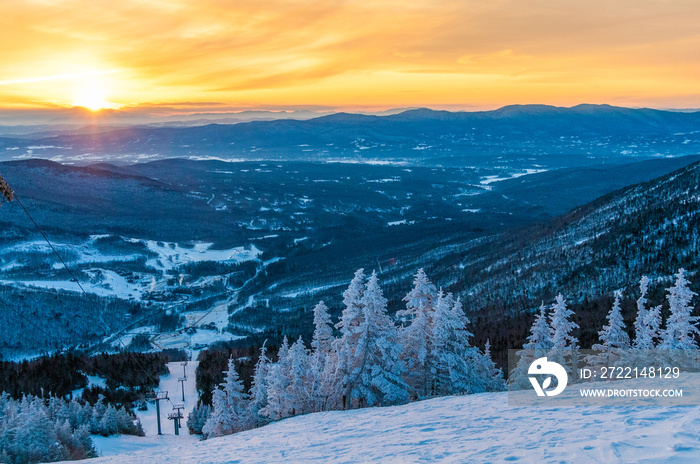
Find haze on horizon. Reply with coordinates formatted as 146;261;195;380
2;0;700;123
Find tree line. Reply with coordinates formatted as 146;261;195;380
511;268;700;387
0;394;143;464
189;269;504;438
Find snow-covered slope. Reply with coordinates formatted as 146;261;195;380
440;159;700;310
67;388;700;464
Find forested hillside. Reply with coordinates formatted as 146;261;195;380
437;160;700;314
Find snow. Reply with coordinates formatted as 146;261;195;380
140;241;260;271
0;237;140;268
150;330;241;352
91;361;201;458
367;178;401;183
184;300;232;331
66;379;700;464
280;282;343;299
0;236;261;300
0;272;141;299
71;375;109;398
480;168;549;185
0;236;259;274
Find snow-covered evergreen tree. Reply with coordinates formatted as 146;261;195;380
0;393;111;463
589;291;631;367
548;294;579;375
597;292;631;350
474;339;505;392
399;271;438;399
202;357;252;438
249;342;271;426
397;269;436;324
309;302;341;412
311;301;334;354
527;303;553;351
287;336;311;416
633;276;650;347
99;405;119;436
511;303;553;389
430;292;472;395
550;294;579;350
638;304;663;349
335;270;367;409
16;399;59;463
335;269;365;335
260;337;292;420
659;269;700;350
186;404;212;435
344;272;409;408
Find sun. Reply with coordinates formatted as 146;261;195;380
71;81;118;111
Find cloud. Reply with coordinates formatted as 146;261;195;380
2;0;700;112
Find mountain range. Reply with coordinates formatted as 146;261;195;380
1;104;699;165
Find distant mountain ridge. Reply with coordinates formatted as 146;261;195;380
0;104;698;165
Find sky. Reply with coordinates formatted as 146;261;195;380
2;0;700;121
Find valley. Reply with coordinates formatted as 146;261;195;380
1;149;699;361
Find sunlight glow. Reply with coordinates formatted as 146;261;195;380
1;1;699;111
71;80;119;111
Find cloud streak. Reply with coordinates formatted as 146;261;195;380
2;0;700;112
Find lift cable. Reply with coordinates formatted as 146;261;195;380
0;173;172;402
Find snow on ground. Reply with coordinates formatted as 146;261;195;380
480;168;549;185
91;360;200;459
150;329;241;352
109;326;157;349
1;269;146;300
69;380;700;463
0;236;261;300
0;236;260;273
280;282;344;299
184;299;231;331
139;240;261;271
71;375;108;399
0;237;139;269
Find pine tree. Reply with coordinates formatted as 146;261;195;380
335;270;366;409
397;269;436;324
548;294;579;374
16;398;58;464
309;302;340;412
202;357;251;438
659;269;700;349
260;338;292;420
634;305;661;350
311;301;334;354
335;269;365;335
287;336;311;416
633;276;650;347
249;343;271;426
474;340;505;392
344;272;408;408
399;271;437;399
597;292;631;350
511;303;552;389
428;291;477;395
550;294;579;350
590;291;630;367
187;404;212;435
71;425;96;459
100;405;119;436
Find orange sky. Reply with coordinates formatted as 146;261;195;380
2;0;700;115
